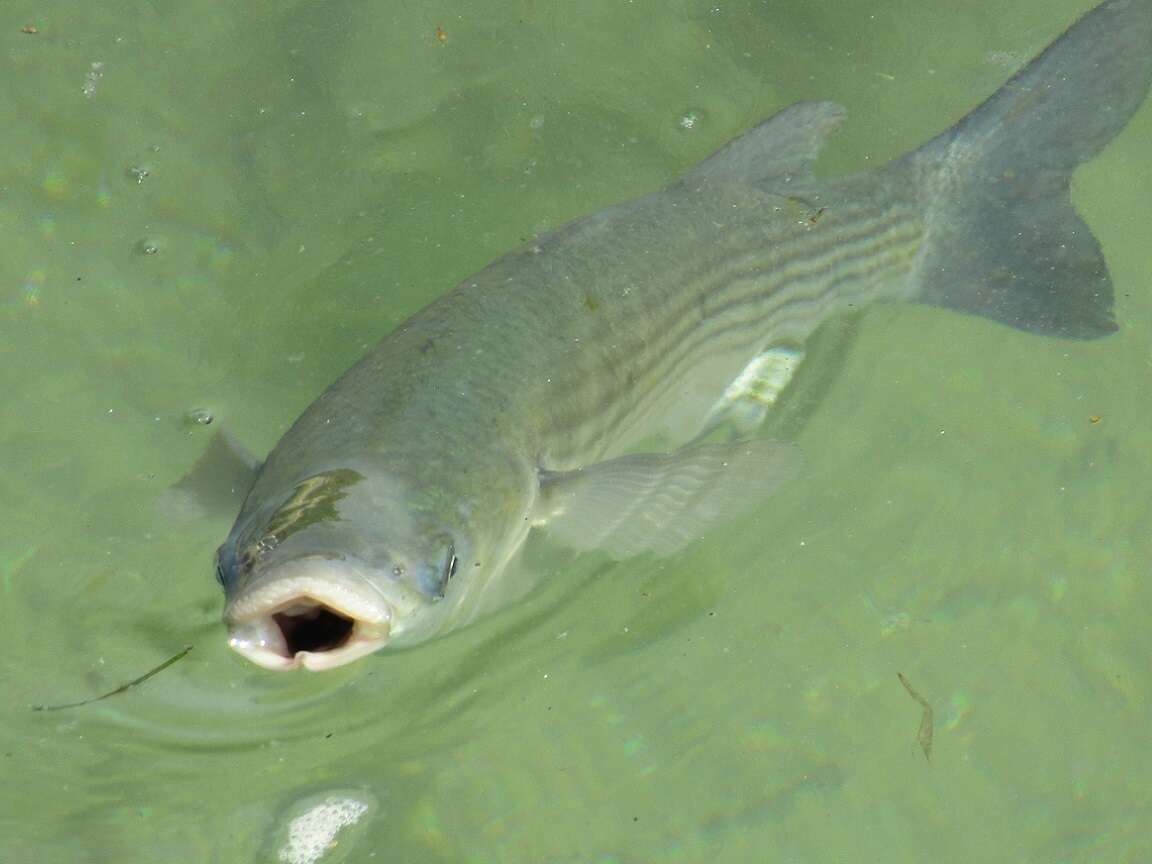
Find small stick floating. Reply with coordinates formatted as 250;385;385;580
31;645;193;712
897;672;934;762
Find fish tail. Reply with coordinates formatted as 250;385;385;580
902;0;1152;338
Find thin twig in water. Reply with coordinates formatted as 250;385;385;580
897;671;934;762
31;646;193;712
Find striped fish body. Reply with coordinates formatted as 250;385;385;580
478;165;921;472
269;153;921;498
216;0;1152;670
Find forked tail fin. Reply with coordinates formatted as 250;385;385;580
905;0;1152;338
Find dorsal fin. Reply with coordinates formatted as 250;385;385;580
685;100;847;185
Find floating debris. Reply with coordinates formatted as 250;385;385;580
32;646;193;712
897;672;934;762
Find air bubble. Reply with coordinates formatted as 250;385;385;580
186;408;214;426
82;61;104;98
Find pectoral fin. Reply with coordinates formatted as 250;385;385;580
536;439;801;560
162;430;261;519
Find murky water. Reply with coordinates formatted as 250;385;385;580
2;0;1150;861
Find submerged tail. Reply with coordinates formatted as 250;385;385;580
904;0;1152;338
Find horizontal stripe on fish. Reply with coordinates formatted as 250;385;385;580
538;198;923;465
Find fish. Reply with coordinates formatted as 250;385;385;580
211;0;1152;670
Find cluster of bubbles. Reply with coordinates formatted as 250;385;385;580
276;793;374;864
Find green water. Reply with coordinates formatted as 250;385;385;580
2;0;1150;861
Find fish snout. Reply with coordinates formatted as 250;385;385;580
224;558;401;671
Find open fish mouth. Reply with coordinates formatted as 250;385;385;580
225;562;395;671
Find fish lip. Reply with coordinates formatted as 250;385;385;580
224;557;401;672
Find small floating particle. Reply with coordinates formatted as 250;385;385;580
435;25;447;44
22;25;39;34
1089;415;1101;424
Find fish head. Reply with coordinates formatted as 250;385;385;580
217;466;474;671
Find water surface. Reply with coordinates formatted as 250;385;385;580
2;0;1150;861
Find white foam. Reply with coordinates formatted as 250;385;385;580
278;795;371;864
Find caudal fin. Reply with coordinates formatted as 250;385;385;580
906;0;1152;339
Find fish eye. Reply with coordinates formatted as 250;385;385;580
444;546;458;583
430;545;458;602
